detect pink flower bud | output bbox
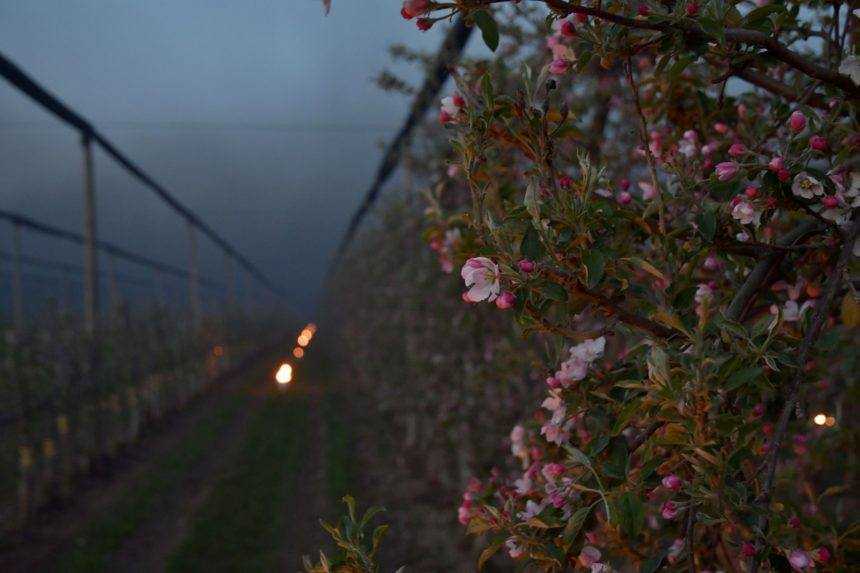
[752,403,765,417]
[546,376,562,389]
[560,20,576,37]
[768,156,785,172]
[495,291,516,310]
[617,191,632,205]
[685,2,700,16]
[777,168,791,182]
[715,161,739,181]
[558,175,574,188]
[741,542,757,557]
[821,195,839,208]
[728,143,747,157]
[662,474,682,491]
[549,58,570,75]
[416,18,433,31]
[574,12,588,24]
[744,185,759,199]
[400,0,429,19]
[714,122,729,134]
[703,254,720,271]
[619,178,630,191]
[637,3,650,16]
[789,515,801,529]
[789,110,807,133]
[452,93,465,107]
[518,259,536,273]
[661,500,679,520]
[814,547,831,564]
[809,135,828,151]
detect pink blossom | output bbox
[662,474,683,491]
[617,191,632,205]
[788,549,812,570]
[814,547,831,564]
[578,546,602,568]
[400,0,429,19]
[714,122,729,134]
[661,500,679,520]
[728,143,746,157]
[461,257,500,302]
[549,58,570,75]
[791,173,824,199]
[715,161,739,181]
[809,135,828,151]
[518,259,536,273]
[639,181,657,200]
[545,376,562,389]
[789,110,807,133]
[703,254,721,271]
[541,462,565,481]
[768,156,785,172]
[495,291,516,310]
[667,538,685,564]
[731,199,762,227]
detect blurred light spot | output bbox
[293,347,304,358]
[275,363,293,385]
[813,413,827,426]
[213,345,224,357]
[825,416,836,427]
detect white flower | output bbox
[694,283,714,305]
[570,336,606,363]
[822,206,849,226]
[518,499,545,521]
[461,257,500,302]
[791,173,824,199]
[839,55,860,86]
[732,200,762,227]
[678,139,697,158]
[736,231,750,242]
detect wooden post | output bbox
[187,222,200,328]
[81,134,99,333]
[12,222,24,332]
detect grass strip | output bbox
[166,392,308,572]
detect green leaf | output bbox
[697,205,717,242]
[542,282,568,302]
[616,492,645,539]
[563,445,593,467]
[474,10,499,52]
[583,250,605,289]
[641,552,665,573]
[562,506,591,545]
[477,539,503,570]
[521,227,545,260]
[725,366,763,392]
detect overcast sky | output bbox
[0,1,465,318]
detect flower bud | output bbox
[809,135,828,151]
[821,195,839,208]
[789,110,807,133]
[728,143,747,157]
[495,291,516,310]
[517,259,536,273]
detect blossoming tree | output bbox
[399,1,858,571]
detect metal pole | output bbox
[187,222,200,327]
[81,133,98,333]
[12,222,24,331]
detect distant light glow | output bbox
[275,363,293,385]
[213,345,224,357]
[813,413,827,426]
[825,416,836,427]
[293,347,305,358]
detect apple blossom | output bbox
[715,161,739,181]
[731,199,762,227]
[791,173,824,199]
[549,58,570,75]
[788,549,812,570]
[461,257,500,302]
[578,546,602,568]
[661,474,682,491]
[661,501,679,520]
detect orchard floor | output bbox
[0,346,353,573]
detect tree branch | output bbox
[749,215,859,572]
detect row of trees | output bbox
[318,1,857,571]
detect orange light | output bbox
[213,345,224,357]
[293,347,305,358]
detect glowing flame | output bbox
[275,363,293,385]
[293,347,305,358]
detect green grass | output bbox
[53,394,245,573]
[166,393,308,572]
[324,390,354,501]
